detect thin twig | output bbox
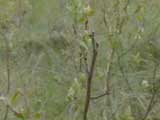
[84,56,89,75]
[106,49,114,93]
[5,39,11,94]
[83,32,98,120]
[1,32,11,120]
[90,91,110,100]
[142,63,159,120]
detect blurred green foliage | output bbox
[0,0,160,120]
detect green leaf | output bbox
[34,112,42,119]
[136,14,144,22]
[111,39,121,49]
[67,87,75,101]
[11,90,21,104]
[79,16,87,23]
[79,40,88,50]
[132,52,143,64]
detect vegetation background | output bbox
[0,0,160,120]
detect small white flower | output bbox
[0,96,6,101]
[142,80,149,87]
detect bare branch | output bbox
[83,32,98,120]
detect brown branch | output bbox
[90,49,114,100]
[84,56,89,75]
[90,91,110,100]
[89,2,115,101]
[83,32,98,120]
